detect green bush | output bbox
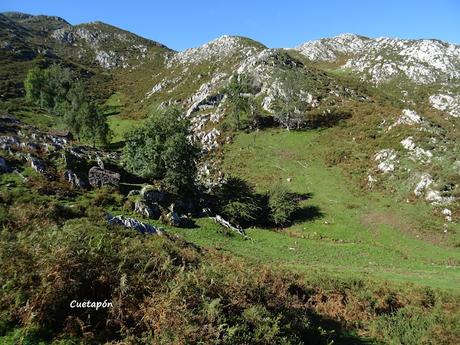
[214,176,261,226]
[268,184,299,226]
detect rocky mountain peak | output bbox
[170,35,266,65]
[296,33,460,85]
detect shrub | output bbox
[214,176,261,227]
[268,184,299,226]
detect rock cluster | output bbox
[88,166,120,188]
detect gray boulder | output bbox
[27,155,47,175]
[88,166,120,188]
[106,213,162,235]
[0,156,11,173]
[166,211,182,227]
[128,189,140,196]
[141,185,165,204]
[135,200,161,219]
[0,135,20,151]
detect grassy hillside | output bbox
[167,129,460,290]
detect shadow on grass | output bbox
[106,140,125,150]
[292,204,324,224]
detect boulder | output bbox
[88,166,120,188]
[0,135,20,151]
[165,211,181,227]
[0,156,11,173]
[141,185,165,204]
[64,170,86,189]
[135,200,161,219]
[96,156,105,169]
[106,213,162,235]
[212,214,246,236]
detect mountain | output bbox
[0,12,171,102]
[296,33,460,85]
[1,13,459,208]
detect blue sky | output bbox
[2,0,459,50]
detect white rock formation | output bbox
[375,149,397,173]
[429,94,460,117]
[400,137,432,163]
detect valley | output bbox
[1,10,459,345]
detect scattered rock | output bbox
[128,189,140,196]
[211,214,246,236]
[96,156,105,169]
[165,211,181,227]
[375,149,397,173]
[27,155,47,175]
[0,156,11,173]
[141,185,165,204]
[106,213,162,235]
[442,208,452,222]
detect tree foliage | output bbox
[272,70,307,130]
[122,107,199,194]
[24,65,110,145]
[224,74,260,130]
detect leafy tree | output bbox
[25,64,73,113]
[215,176,261,226]
[122,107,199,194]
[24,65,110,146]
[268,184,298,226]
[24,66,45,105]
[79,103,111,146]
[225,74,252,130]
[273,70,306,130]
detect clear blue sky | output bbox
[2,0,459,50]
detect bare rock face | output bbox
[88,166,120,188]
[64,170,86,189]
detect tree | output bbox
[79,103,110,146]
[273,70,306,130]
[24,65,110,146]
[24,67,45,105]
[225,74,251,130]
[25,64,73,113]
[268,184,298,226]
[122,107,199,194]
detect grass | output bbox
[14,108,63,130]
[107,114,144,144]
[169,128,460,291]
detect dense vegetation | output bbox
[25,65,110,145]
[122,106,199,194]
